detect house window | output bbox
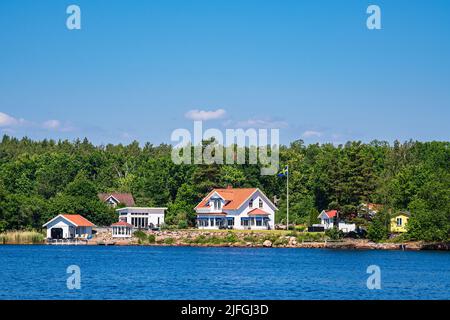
[249,199,253,208]
[213,199,222,210]
[241,219,249,226]
[256,218,262,226]
[259,199,263,208]
[397,218,402,227]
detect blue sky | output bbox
[0,0,449,145]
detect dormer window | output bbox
[210,196,222,210]
[259,199,263,208]
[249,199,253,208]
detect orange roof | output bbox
[62,214,95,227]
[248,208,270,216]
[195,188,258,210]
[325,210,338,218]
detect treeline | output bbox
[0,135,448,241]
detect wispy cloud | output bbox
[224,118,288,129]
[0,112,75,133]
[42,120,61,130]
[185,108,226,121]
[301,130,323,138]
[42,119,75,132]
[0,112,26,127]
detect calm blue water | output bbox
[0,245,449,300]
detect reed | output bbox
[0,230,46,244]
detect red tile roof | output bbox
[98,193,135,206]
[325,210,338,218]
[195,188,258,210]
[62,214,95,227]
[248,208,270,216]
[111,221,133,227]
[196,212,227,216]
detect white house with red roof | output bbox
[195,186,277,230]
[43,214,96,239]
[316,210,356,233]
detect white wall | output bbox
[45,216,75,239]
[116,207,166,228]
[45,217,93,239]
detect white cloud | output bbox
[185,109,226,121]
[0,112,24,127]
[302,130,323,138]
[0,111,75,133]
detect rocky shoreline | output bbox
[90,229,449,251]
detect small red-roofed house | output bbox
[316,210,356,233]
[111,221,133,238]
[318,210,338,229]
[194,186,277,230]
[43,214,96,239]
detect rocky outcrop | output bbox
[90,229,448,250]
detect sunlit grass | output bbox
[0,230,45,244]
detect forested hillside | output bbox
[0,135,448,241]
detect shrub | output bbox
[133,230,148,243]
[225,232,238,243]
[325,228,343,240]
[163,237,175,245]
[147,234,156,243]
[367,216,389,242]
[177,220,188,229]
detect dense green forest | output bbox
[0,135,448,241]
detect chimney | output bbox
[227,185,233,189]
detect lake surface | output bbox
[0,245,449,300]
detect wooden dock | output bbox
[46,239,89,245]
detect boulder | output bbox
[263,240,272,247]
[289,237,297,246]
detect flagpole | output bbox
[286,164,289,230]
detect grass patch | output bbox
[0,231,45,244]
[296,232,325,242]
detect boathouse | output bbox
[43,214,95,240]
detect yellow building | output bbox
[390,212,410,233]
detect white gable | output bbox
[43,215,77,228]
